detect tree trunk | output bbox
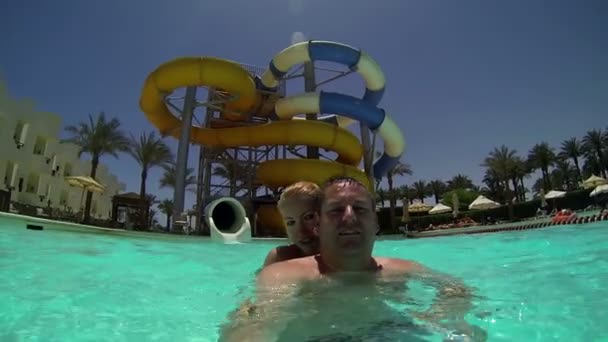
[573,157,582,181]
[165,215,171,231]
[564,172,572,190]
[140,168,148,230]
[519,177,526,201]
[387,175,396,230]
[504,180,514,220]
[84,155,99,223]
[140,169,147,200]
[434,193,440,204]
[599,149,608,178]
[511,178,519,202]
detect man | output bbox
[262,181,321,267]
[220,177,486,341]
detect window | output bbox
[13,120,28,147]
[63,162,73,177]
[25,173,40,194]
[3,161,18,189]
[33,136,47,155]
[44,183,52,199]
[59,190,68,206]
[50,155,59,175]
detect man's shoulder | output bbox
[376,257,425,273]
[257,256,318,286]
[263,245,302,267]
[275,244,303,257]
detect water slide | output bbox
[140,41,405,236]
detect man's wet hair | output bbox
[319,176,375,208]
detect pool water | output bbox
[1,219,607,341]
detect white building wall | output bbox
[0,81,125,219]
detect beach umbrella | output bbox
[590,184,608,197]
[65,176,105,217]
[452,192,460,218]
[429,203,452,215]
[582,175,608,189]
[544,190,566,199]
[468,195,500,210]
[408,201,432,213]
[65,176,105,193]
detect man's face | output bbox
[278,197,320,255]
[319,181,377,256]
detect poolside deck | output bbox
[406,210,604,238]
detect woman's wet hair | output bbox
[277,181,322,208]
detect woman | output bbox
[262,181,321,267]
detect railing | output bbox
[238,62,287,96]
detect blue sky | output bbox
[1,0,607,212]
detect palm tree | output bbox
[582,129,607,177]
[412,180,429,202]
[483,146,516,194]
[481,169,503,202]
[428,180,447,204]
[509,157,529,202]
[212,160,253,196]
[531,178,544,196]
[396,184,415,206]
[62,112,129,223]
[375,153,413,229]
[157,199,174,231]
[375,188,386,208]
[387,163,413,219]
[148,209,159,228]
[552,159,576,190]
[483,145,517,219]
[146,194,160,227]
[582,154,602,179]
[127,131,173,200]
[159,162,197,192]
[146,194,160,206]
[527,142,556,191]
[559,137,583,181]
[447,174,474,190]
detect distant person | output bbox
[221,177,486,341]
[600,203,608,217]
[261,181,321,267]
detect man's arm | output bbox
[218,262,304,342]
[408,263,487,341]
[262,248,279,267]
[412,264,473,319]
[380,258,483,340]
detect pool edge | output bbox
[0,212,287,242]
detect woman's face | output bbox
[278,197,320,255]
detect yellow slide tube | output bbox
[256,159,370,190]
[139,57,367,187]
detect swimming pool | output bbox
[1,217,607,341]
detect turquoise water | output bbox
[1,218,607,341]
